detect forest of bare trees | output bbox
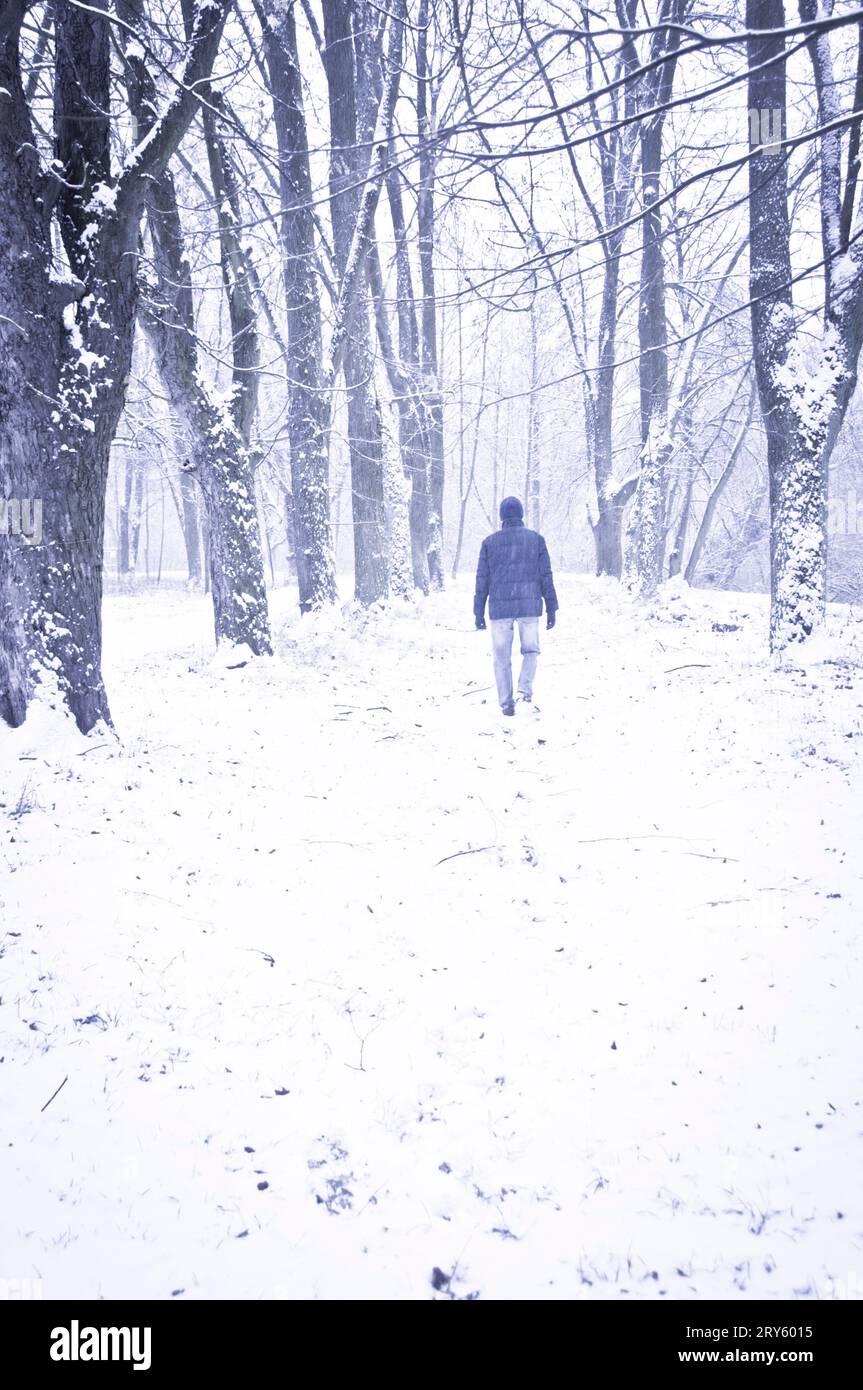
[3,0,863,731]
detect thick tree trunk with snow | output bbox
[0,0,231,730]
[261,3,337,612]
[748,0,823,647]
[748,0,863,649]
[1,1,135,730]
[402,400,433,592]
[123,10,270,656]
[141,168,271,655]
[382,418,414,599]
[323,0,388,606]
[592,481,638,578]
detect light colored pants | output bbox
[490,616,540,708]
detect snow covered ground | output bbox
[1,576,862,1301]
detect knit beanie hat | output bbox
[499,496,524,522]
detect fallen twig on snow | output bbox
[448,686,494,698]
[665,664,712,673]
[684,851,740,862]
[435,845,496,866]
[575,833,711,845]
[246,948,275,967]
[40,1076,68,1114]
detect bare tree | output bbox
[1,0,232,729]
[417,0,445,588]
[321,0,390,604]
[623,0,690,597]
[748,0,863,648]
[260,0,337,611]
[125,11,271,655]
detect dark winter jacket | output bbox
[474,519,559,622]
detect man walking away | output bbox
[474,496,559,716]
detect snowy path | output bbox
[2,577,862,1300]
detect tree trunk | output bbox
[451,294,493,575]
[666,402,695,579]
[624,108,675,595]
[118,455,133,579]
[685,386,755,585]
[749,0,825,646]
[623,1,688,595]
[120,11,270,653]
[417,1,445,588]
[590,248,631,577]
[260,1,337,610]
[1,1,134,730]
[129,458,144,573]
[381,159,431,592]
[524,294,541,530]
[202,103,259,450]
[180,466,202,585]
[322,0,388,605]
[1,0,232,730]
[591,479,638,577]
[748,0,863,648]
[367,243,430,593]
[140,161,270,655]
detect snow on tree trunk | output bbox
[1,0,232,730]
[591,480,638,578]
[142,166,271,657]
[261,3,337,612]
[582,14,640,580]
[367,230,432,595]
[748,0,819,648]
[194,433,271,656]
[379,154,431,593]
[322,0,393,606]
[417,4,445,590]
[748,0,863,650]
[382,410,414,600]
[624,435,674,596]
[2,3,134,730]
[623,3,688,595]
